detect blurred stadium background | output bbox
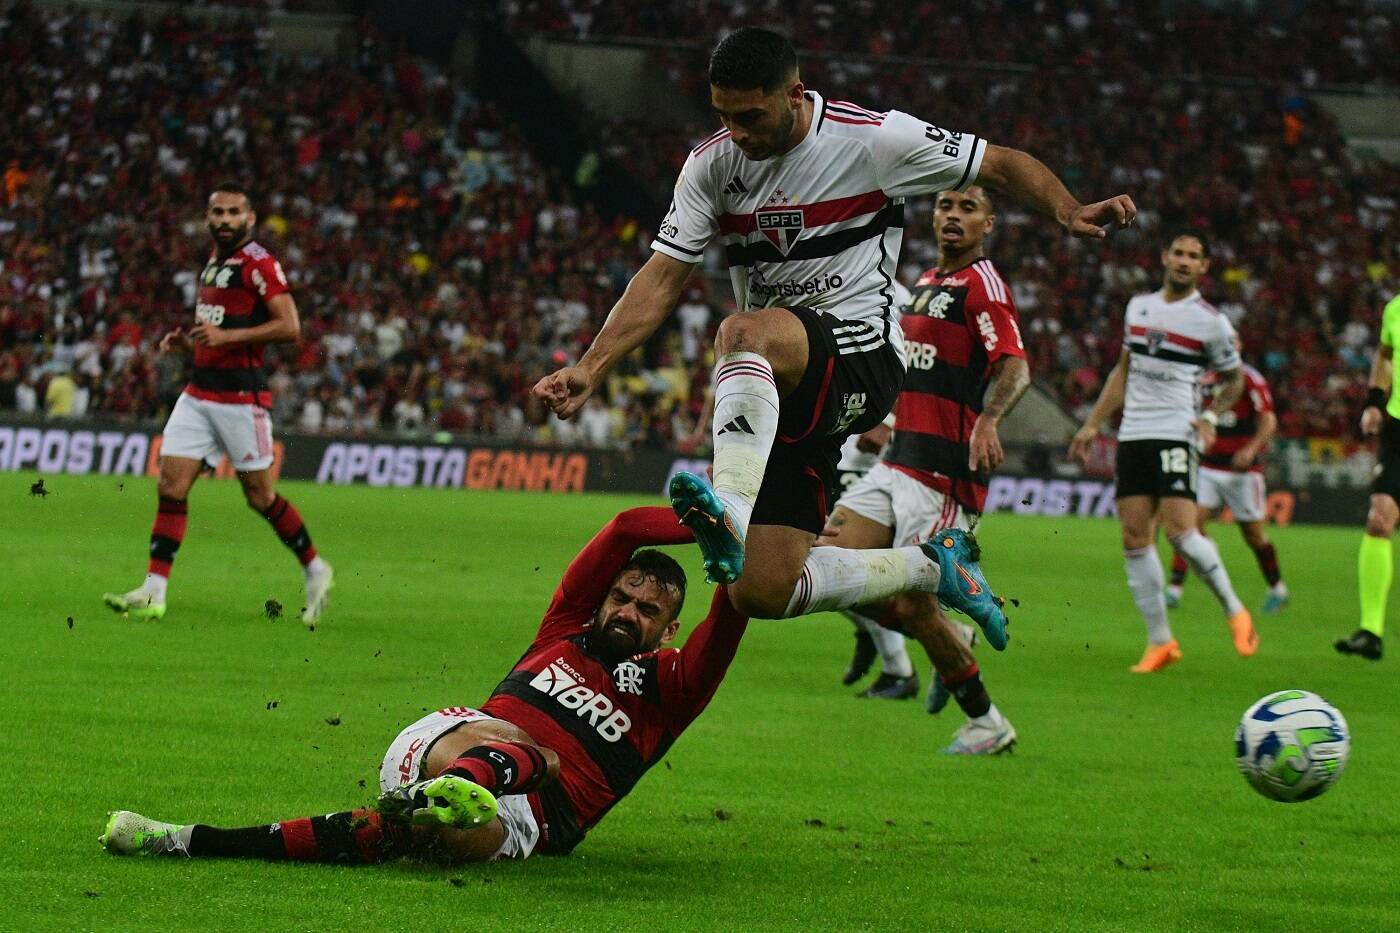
[0,0,1396,521]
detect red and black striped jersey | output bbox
[480,508,747,854]
[188,241,289,407]
[885,258,1025,513]
[1202,363,1273,473]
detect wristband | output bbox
[1201,410,1219,427]
[1366,388,1386,411]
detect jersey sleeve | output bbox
[651,153,718,264]
[243,252,290,301]
[966,267,1026,363]
[872,110,985,198]
[1246,369,1274,415]
[656,586,748,732]
[535,508,696,643]
[1206,318,1242,372]
[1382,294,1400,348]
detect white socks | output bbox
[1124,546,1172,645]
[846,610,914,677]
[784,546,941,618]
[711,352,780,539]
[305,555,329,579]
[1171,530,1245,617]
[144,572,169,603]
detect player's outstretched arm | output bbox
[976,145,1136,239]
[1070,350,1129,464]
[660,586,749,730]
[547,507,697,622]
[532,253,694,420]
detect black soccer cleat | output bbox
[858,672,919,700]
[1334,629,1383,661]
[843,628,877,685]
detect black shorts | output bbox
[1373,416,1400,501]
[1115,438,1198,501]
[750,305,905,534]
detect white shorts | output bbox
[1198,467,1267,523]
[379,707,541,861]
[834,462,978,547]
[160,392,274,471]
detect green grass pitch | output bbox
[2,471,1396,931]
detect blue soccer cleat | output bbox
[670,471,745,584]
[920,530,1009,651]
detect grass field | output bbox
[2,470,1396,932]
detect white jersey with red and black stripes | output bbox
[1119,289,1241,444]
[652,92,985,359]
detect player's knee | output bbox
[715,313,766,356]
[243,486,276,513]
[730,577,793,619]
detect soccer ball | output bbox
[1235,690,1349,802]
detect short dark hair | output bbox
[210,182,253,208]
[708,27,798,92]
[1165,228,1210,258]
[621,549,687,618]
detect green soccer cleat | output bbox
[920,530,1008,651]
[102,587,166,621]
[669,471,745,585]
[377,775,498,829]
[100,811,189,856]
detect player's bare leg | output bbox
[1238,519,1287,613]
[1161,496,1255,656]
[103,455,203,620]
[1164,502,1211,608]
[237,468,333,626]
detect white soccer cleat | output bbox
[100,811,190,857]
[102,587,166,621]
[940,717,1017,756]
[302,560,334,626]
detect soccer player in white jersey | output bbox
[1071,231,1257,672]
[536,28,1135,634]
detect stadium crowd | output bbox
[0,1,1397,451]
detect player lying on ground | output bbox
[100,509,999,863]
[825,187,1029,755]
[102,507,746,863]
[1070,230,1256,672]
[535,28,1131,640]
[1338,290,1400,661]
[1165,349,1288,614]
[103,183,333,625]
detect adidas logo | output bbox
[717,415,756,436]
[724,176,748,196]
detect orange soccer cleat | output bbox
[1130,639,1182,673]
[1229,609,1259,657]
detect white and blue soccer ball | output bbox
[1235,690,1349,803]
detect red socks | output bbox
[258,494,317,565]
[445,742,549,795]
[148,496,188,577]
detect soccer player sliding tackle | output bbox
[823,187,1028,754]
[103,183,332,625]
[534,28,1135,640]
[103,508,743,863]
